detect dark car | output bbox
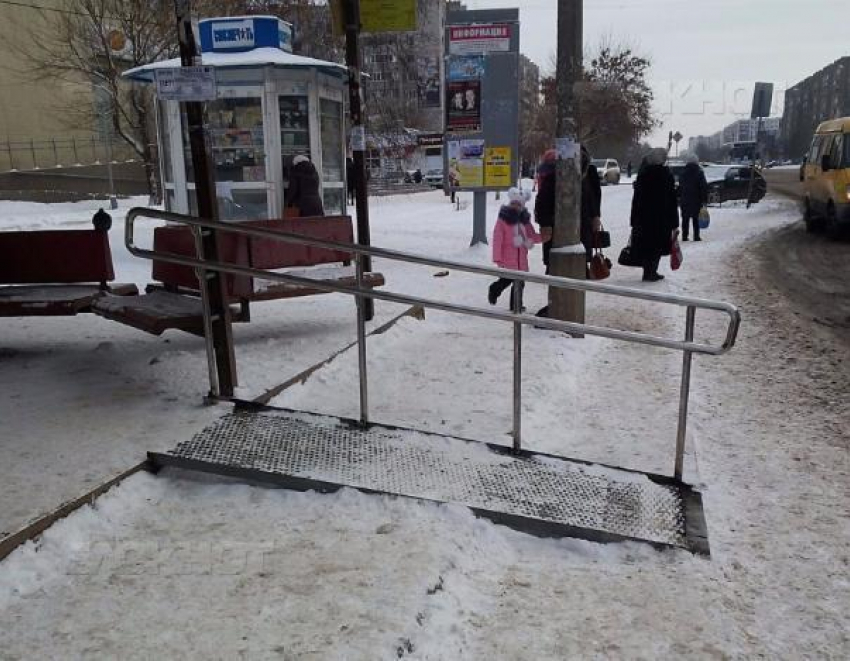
[703,165,767,204]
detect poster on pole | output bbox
[446,80,481,133]
[484,147,512,187]
[448,139,484,188]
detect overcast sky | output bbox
[462,0,847,145]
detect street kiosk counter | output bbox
[124,15,349,220]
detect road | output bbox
[759,168,850,341]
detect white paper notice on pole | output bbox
[556,137,579,161]
[155,67,217,102]
[350,126,366,152]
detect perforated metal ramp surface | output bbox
[150,409,709,554]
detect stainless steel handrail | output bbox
[126,207,741,480]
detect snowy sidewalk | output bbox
[2,189,848,657]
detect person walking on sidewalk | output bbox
[489,188,541,308]
[678,154,708,241]
[630,148,679,282]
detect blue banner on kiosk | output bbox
[199,16,293,54]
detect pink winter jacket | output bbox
[492,209,542,272]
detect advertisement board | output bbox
[448,139,484,188]
[447,56,485,82]
[448,24,511,55]
[484,147,512,187]
[362,0,417,33]
[444,9,519,192]
[446,80,481,133]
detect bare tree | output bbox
[243,0,344,61]
[8,0,230,201]
[533,41,659,163]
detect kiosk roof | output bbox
[124,48,347,82]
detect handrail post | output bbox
[355,251,369,426]
[675,305,696,480]
[191,226,220,399]
[512,280,524,452]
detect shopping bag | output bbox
[698,206,711,230]
[670,231,683,270]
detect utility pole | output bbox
[174,0,237,397]
[547,0,585,326]
[343,0,374,321]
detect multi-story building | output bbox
[688,132,724,154]
[721,117,781,144]
[518,54,541,170]
[782,57,850,159]
[361,0,445,135]
[0,0,101,171]
[689,116,781,161]
[360,0,446,178]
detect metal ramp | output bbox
[149,408,709,555]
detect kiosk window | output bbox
[279,96,311,186]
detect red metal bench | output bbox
[90,216,384,335]
[0,228,137,316]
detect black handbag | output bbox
[595,229,611,249]
[618,231,642,268]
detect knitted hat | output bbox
[507,187,531,206]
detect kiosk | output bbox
[125,15,349,220]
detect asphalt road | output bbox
[759,168,850,342]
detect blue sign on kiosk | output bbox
[199,15,293,54]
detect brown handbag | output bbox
[589,247,611,280]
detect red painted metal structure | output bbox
[0,228,137,316]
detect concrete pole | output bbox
[547,0,586,326]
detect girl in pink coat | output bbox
[488,188,541,308]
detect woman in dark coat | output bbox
[534,147,603,269]
[287,155,325,217]
[678,155,708,241]
[534,149,557,271]
[580,146,603,261]
[630,148,679,281]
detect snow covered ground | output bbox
[1,187,848,658]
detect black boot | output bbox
[488,283,499,305]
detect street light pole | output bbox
[547,0,585,326]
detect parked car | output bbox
[702,165,767,205]
[801,116,850,237]
[403,169,423,184]
[423,168,444,187]
[591,158,621,185]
